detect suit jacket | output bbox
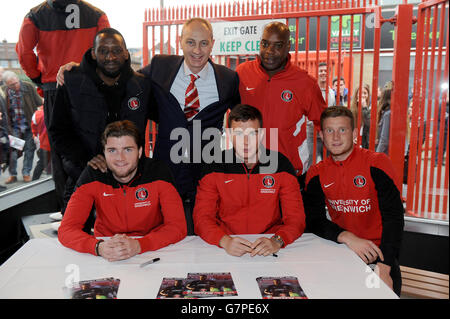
[140,55,240,198]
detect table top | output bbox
[0,233,398,299]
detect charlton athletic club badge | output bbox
[353,175,366,188]
[128,97,140,110]
[281,90,293,102]
[262,175,275,188]
[135,187,148,201]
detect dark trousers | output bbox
[44,89,67,212]
[32,148,51,180]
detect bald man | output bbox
[139,18,240,235]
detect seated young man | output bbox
[302,106,404,296]
[58,120,187,261]
[193,104,305,257]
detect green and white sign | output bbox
[212,19,284,55]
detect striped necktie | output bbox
[184,74,200,120]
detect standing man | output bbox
[0,71,42,184]
[193,104,305,257]
[16,0,110,208]
[58,120,186,260]
[303,106,404,296]
[49,28,154,213]
[317,62,336,106]
[307,62,336,165]
[0,67,5,86]
[332,77,348,106]
[140,18,240,235]
[236,22,326,184]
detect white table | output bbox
[0,233,398,299]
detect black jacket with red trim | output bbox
[193,148,305,247]
[58,157,187,255]
[16,0,110,85]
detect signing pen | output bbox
[140,257,160,268]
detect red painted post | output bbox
[369,6,381,151]
[389,4,414,190]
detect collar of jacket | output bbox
[156,56,229,102]
[328,146,359,167]
[221,146,276,174]
[47,0,80,11]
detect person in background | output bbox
[31,104,51,180]
[376,81,393,155]
[0,71,42,184]
[16,0,110,210]
[193,104,305,257]
[0,88,8,191]
[307,62,336,165]
[0,67,5,86]
[332,77,348,106]
[350,84,371,149]
[58,120,186,260]
[317,62,336,107]
[303,106,404,296]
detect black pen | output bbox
[140,257,160,268]
[272,253,278,257]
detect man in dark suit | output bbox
[140,18,240,235]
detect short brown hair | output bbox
[101,120,141,149]
[320,106,355,130]
[227,104,263,128]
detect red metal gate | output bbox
[406,0,449,220]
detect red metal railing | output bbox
[406,0,449,220]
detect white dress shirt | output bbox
[170,61,219,119]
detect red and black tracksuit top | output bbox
[303,147,404,267]
[58,157,187,255]
[16,0,110,85]
[193,149,306,247]
[236,55,326,175]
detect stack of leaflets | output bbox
[63,277,121,299]
[156,272,238,299]
[256,276,308,299]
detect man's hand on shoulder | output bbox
[337,231,384,264]
[88,154,107,173]
[56,61,79,87]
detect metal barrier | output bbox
[142,0,448,220]
[406,0,449,220]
